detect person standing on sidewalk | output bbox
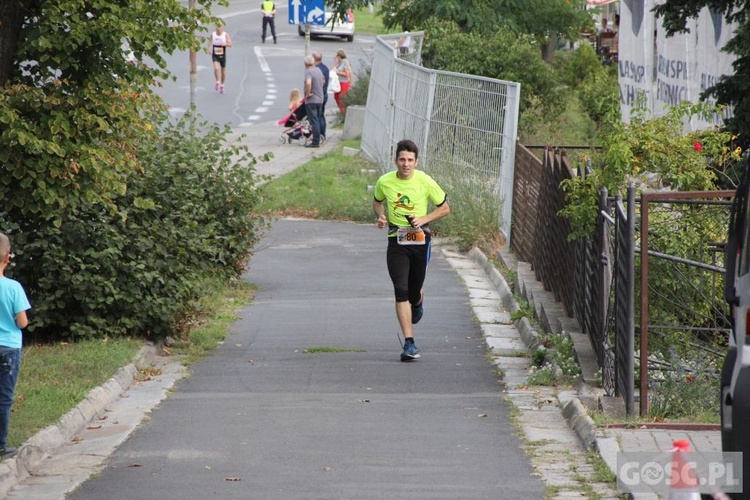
[373,140,450,361]
[303,55,324,148]
[0,233,30,459]
[312,51,329,143]
[261,1,277,44]
[208,24,232,94]
[333,49,353,114]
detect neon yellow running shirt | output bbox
[374,170,447,232]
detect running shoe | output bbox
[411,303,423,324]
[400,340,421,362]
[220,84,225,94]
[215,82,220,91]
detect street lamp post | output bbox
[189,0,197,111]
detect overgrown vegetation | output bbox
[0,1,270,341]
[528,332,581,386]
[560,102,742,238]
[421,19,565,122]
[10,113,267,341]
[645,350,721,423]
[554,43,620,129]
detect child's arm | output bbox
[15,311,27,329]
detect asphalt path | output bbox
[69,219,546,499]
[157,0,374,128]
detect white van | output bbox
[298,9,354,42]
[721,158,750,497]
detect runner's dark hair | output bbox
[395,139,419,160]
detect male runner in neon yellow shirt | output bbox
[373,139,451,361]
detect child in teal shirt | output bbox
[0,233,30,458]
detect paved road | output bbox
[69,219,546,499]
[158,0,373,128]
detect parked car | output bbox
[721,156,750,498]
[298,9,354,42]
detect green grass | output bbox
[352,5,396,35]
[258,138,508,254]
[258,139,380,222]
[168,278,257,364]
[12,337,142,447]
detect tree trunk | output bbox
[541,33,558,65]
[0,0,34,86]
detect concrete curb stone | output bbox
[0,343,160,498]
[562,398,599,451]
[444,244,623,498]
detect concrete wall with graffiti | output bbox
[618,0,735,130]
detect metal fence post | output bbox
[625,185,635,416]
[597,188,609,367]
[421,70,436,167]
[639,194,650,416]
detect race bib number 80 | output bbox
[397,227,426,245]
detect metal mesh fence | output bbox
[639,192,735,418]
[361,33,521,243]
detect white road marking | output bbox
[254,46,271,73]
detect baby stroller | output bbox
[277,100,312,145]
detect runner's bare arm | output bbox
[410,201,450,229]
[373,200,387,229]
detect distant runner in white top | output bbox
[207,24,232,94]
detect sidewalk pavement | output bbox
[494,249,724,499]
[1,116,345,499]
[226,107,345,183]
[0,116,724,499]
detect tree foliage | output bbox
[8,114,267,340]
[0,0,221,223]
[420,20,565,119]
[0,0,271,340]
[555,44,621,127]
[2,0,215,88]
[560,102,742,237]
[653,0,750,138]
[376,0,593,41]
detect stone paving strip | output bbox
[440,245,625,499]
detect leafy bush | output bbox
[555,43,602,89]
[560,102,741,237]
[555,44,620,127]
[421,19,564,121]
[549,332,580,378]
[646,349,720,422]
[8,114,267,340]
